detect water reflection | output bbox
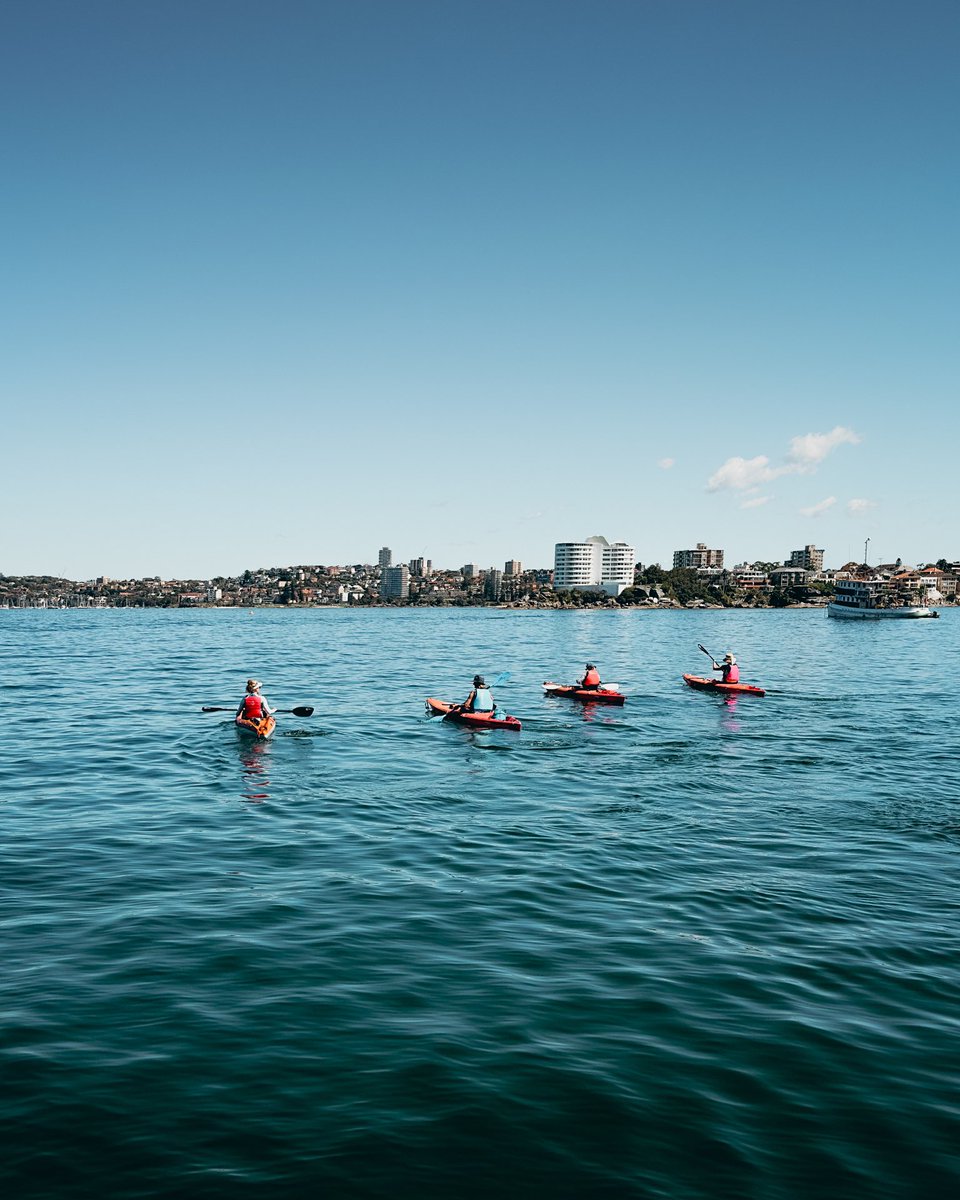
[720,694,741,733]
[237,739,271,802]
[577,701,623,725]
[542,696,621,725]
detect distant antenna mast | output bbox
[864,537,870,565]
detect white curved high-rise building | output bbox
[554,536,635,596]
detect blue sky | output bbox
[3,0,957,578]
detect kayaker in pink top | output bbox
[712,653,740,684]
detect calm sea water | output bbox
[2,607,958,1199]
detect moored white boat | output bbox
[827,577,938,619]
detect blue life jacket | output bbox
[473,687,494,712]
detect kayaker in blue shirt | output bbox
[461,675,496,713]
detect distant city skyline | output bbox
[7,532,951,588]
[5,3,958,579]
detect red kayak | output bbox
[682,674,765,697]
[543,682,625,706]
[426,698,522,730]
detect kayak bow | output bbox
[682,674,765,697]
[425,698,522,730]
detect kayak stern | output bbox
[235,714,277,739]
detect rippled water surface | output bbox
[2,607,959,1198]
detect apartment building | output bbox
[787,545,824,574]
[554,536,636,596]
[673,542,724,570]
[380,565,409,599]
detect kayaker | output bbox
[237,679,276,722]
[712,654,740,684]
[461,674,496,714]
[579,663,601,690]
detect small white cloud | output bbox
[658,457,675,470]
[800,496,837,518]
[847,498,876,515]
[707,455,776,492]
[740,495,771,509]
[786,426,861,471]
[707,427,862,492]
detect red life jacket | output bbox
[723,663,740,683]
[583,668,601,688]
[243,694,264,719]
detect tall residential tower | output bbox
[380,565,409,599]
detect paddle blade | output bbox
[290,706,314,717]
[202,706,233,712]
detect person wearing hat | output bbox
[712,653,740,684]
[579,663,602,690]
[461,674,496,714]
[237,678,276,723]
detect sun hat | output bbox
[723,654,736,663]
[474,675,485,687]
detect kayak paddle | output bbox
[697,643,719,668]
[202,705,315,717]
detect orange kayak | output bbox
[543,682,625,705]
[682,674,765,697]
[426,698,522,730]
[235,714,277,739]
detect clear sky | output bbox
[3,0,957,579]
